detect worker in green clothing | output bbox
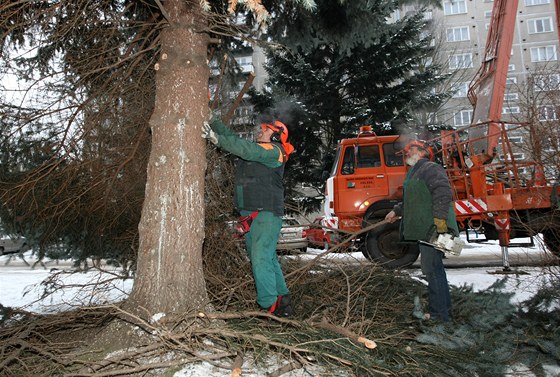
[202,117,295,317]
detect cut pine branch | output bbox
[312,319,377,350]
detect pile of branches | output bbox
[0,260,455,376]
[3,248,560,377]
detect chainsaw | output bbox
[419,232,465,256]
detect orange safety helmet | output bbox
[260,120,289,144]
[403,140,434,160]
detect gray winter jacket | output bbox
[393,158,458,241]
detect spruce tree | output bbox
[258,0,447,208]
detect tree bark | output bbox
[127,0,210,315]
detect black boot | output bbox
[268,294,293,317]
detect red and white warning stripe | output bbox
[321,217,338,230]
[454,198,488,215]
[494,218,510,231]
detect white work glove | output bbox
[385,210,398,223]
[201,121,218,145]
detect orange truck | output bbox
[321,0,560,269]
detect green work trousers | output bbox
[242,210,289,309]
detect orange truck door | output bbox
[334,144,389,216]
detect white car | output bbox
[226,216,308,253]
[0,237,29,256]
[276,217,308,253]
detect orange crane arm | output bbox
[467,0,519,160]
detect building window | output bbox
[539,105,559,120]
[452,82,470,98]
[444,0,467,15]
[534,73,560,91]
[484,10,493,18]
[454,110,472,126]
[446,26,470,42]
[425,112,438,124]
[508,64,515,71]
[420,31,435,47]
[502,106,520,114]
[504,93,519,101]
[449,53,473,69]
[235,56,253,73]
[543,138,557,152]
[506,77,517,84]
[505,123,523,130]
[499,136,523,143]
[530,46,557,62]
[525,0,550,5]
[527,18,553,34]
[500,153,525,161]
[235,106,252,117]
[423,10,433,20]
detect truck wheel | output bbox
[362,220,420,268]
[543,229,560,257]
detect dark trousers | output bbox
[419,242,452,321]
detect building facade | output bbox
[433,0,558,128]
[394,0,559,176]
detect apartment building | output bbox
[394,0,559,175]
[433,0,559,129]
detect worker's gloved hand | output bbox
[385,210,398,223]
[201,122,218,145]
[434,218,448,233]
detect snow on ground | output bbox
[0,236,559,376]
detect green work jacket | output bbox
[211,119,287,217]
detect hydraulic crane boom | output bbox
[438,0,560,262]
[468,0,560,163]
[467,0,518,162]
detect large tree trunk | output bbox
[127,0,210,315]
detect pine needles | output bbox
[2,231,560,377]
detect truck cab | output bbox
[322,126,420,267]
[324,126,407,232]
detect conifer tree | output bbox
[0,0,317,323]
[259,0,447,202]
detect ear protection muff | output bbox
[270,126,284,143]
